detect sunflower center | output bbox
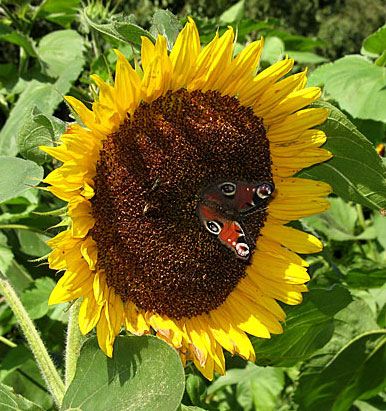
[91,89,272,319]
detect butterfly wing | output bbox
[198,204,251,261]
[201,180,275,215]
[234,182,275,214]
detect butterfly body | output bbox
[197,181,274,261]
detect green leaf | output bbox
[38,30,85,90]
[303,198,376,241]
[362,25,386,57]
[20,277,55,319]
[61,335,185,411]
[219,0,245,24]
[0,157,43,204]
[39,0,80,28]
[0,345,31,381]
[375,50,386,67]
[84,8,155,45]
[265,30,328,52]
[287,50,328,64]
[344,262,386,289]
[261,37,284,64]
[251,286,352,367]
[0,63,18,92]
[1,259,33,294]
[149,10,182,50]
[295,331,386,411]
[0,30,84,156]
[0,233,13,274]
[0,23,37,57]
[373,212,386,250]
[18,105,66,165]
[1,351,54,409]
[0,81,59,156]
[0,382,44,410]
[308,56,386,122]
[250,367,285,411]
[208,363,284,411]
[297,101,386,211]
[185,374,207,406]
[17,231,51,256]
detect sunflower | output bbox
[41,18,332,380]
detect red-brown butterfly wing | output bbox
[198,204,250,261]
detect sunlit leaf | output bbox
[20,277,55,319]
[308,56,386,122]
[0,157,43,204]
[261,36,284,64]
[61,336,185,411]
[149,10,182,50]
[0,233,13,275]
[362,25,386,57]
[84,8,155,45]
[208,363,284,411]
[298,101,386,210]
[39,0,80,28]
[219,0,245,24]
[287,50,328,64]
[0,31,84,156]
[18,105,66,165]
[304,198,376,241]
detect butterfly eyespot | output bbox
[257,183,274,199]
[205,220,222,235]
[220,182,236,196]
[236,243,250,258]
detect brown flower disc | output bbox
[90,89,272,319]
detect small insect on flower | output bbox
[41,18,332,379]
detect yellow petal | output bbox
[78,289,103,334]
[264,87,322,125]
[261,221,323,254]
[67,196,95,238]
[267,108,329,143]
[254,70,308,118]
[170,17,201,91]
[220,39,264,96]
[269,197,331,220]
[238,57,294,107]
[114,49,141,115]
[124,301,151,336]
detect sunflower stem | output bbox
[0,270,65,407]
[64,298,84,388]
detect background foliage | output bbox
[0,1,385,410]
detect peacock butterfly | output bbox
[197,181,275,261]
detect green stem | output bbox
[356,204,377,261]
[65,298,84,388]
[0,335,17,348]
[31,0,48,24]
[91,29,101,59]
[0,270,65,407]
[0,224,52,236]
[18,46,29,76]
